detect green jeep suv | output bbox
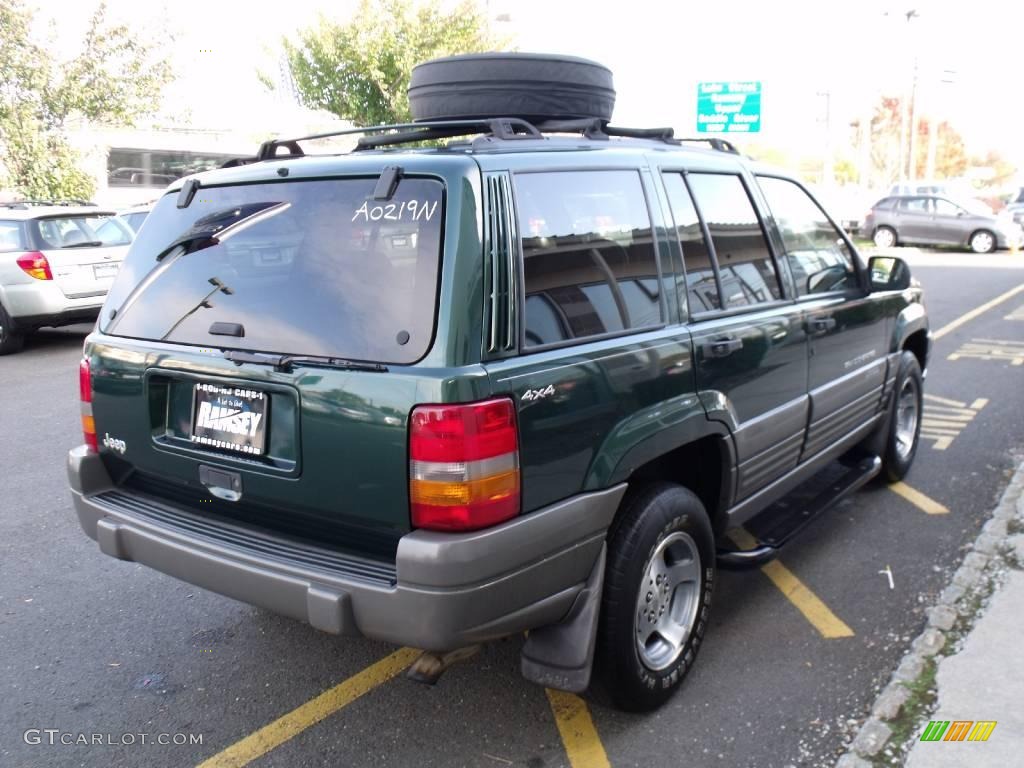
[67,55,929,712]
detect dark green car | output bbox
[68,116,929,712]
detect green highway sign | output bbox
[696,81,761,133]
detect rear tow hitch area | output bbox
[717,452,882,570]
[406,645,481,685]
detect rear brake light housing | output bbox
[16,251,53,281]
[79,358,98,452]
[409,398,520,531]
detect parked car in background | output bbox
[864,194,1023,253]
[1005,187,1024,229]
[117,202,154,234]
[0,202,132,353]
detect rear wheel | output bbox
[595,483,714,712]
[969,230,996,254]
[881,351,923,482]
[873,226,897,248]
[0,304,25,355]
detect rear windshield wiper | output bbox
[223,350,388,373]
[63,240,104,248]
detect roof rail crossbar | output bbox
[605,125,679,143]
[251,119,543,159]
[678,137,740,154]
[355,118,542,150]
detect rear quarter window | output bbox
[0,221,27,252]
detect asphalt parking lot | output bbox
[3,249,1023,768]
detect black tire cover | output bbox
[408,52,615,123]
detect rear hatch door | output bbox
[89,173,447,556]
[32,213,132,298]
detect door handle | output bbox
[807,316,836,334]
[702,336,744,358]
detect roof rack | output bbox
[229,118,741,166]
[0,199,98,209]
[677,137,740,154]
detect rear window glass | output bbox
[516,170,661,348]
[32,215,133,248]
[101,177,444,365]
[0,221,27,252]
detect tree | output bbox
[865,96,967,187]
[0,0,173,199]
[270,0,500,126]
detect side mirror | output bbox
[868,256,911,292]
[807,265,849,293]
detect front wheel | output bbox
[873,226,897,248]
[881,351,923,482]
[969,230,996,254]
[595,483,714,712]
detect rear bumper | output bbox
[2,281,103,327]
[67,447,625,651]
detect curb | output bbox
[836,460,1024,767]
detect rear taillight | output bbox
[80,358,98,452]
[409,398,520,531]
[16,251,52,281]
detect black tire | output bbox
[0,303,25,355]
[595,483,714,712]
[969,229,996,254]
[408,53,615,123]
[881,351,923,482]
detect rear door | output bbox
[756,176,888,460]
[664,171,809,502]
[31,213,132,298]
[893,197,932,243]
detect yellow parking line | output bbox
[195,647,420,768]
[546,689,611,768]
[889,482,949,515]
[728,529,854,639]
[932,282,1024,340]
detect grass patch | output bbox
[874,658,938,766]
[1007,516,1023,536]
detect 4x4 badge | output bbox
[521,384,556,402]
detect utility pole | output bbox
[818,90,833,187]
[924,69,955,180]
[907,57,920,181]
[894,8,919,184]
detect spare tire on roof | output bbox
[408,53,615,124]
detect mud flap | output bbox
[520,543,606,693]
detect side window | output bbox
[899,197,928,213]
[933,198,960,217]
[0,221,26,253]
[686,173,782,308]
[757,176,859,296]
[662,173,720,312]
[516,170,661,348]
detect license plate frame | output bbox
[190,382,268,456]
[93,263,119,280]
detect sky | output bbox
[29,0,1024,171]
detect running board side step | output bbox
[716,453,882,571]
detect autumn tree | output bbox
[268,0,500,126]
[0,0,173,200]
[865,96,967,187]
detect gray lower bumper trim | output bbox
[67,446,627,651]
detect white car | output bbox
[0,203,133,354]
